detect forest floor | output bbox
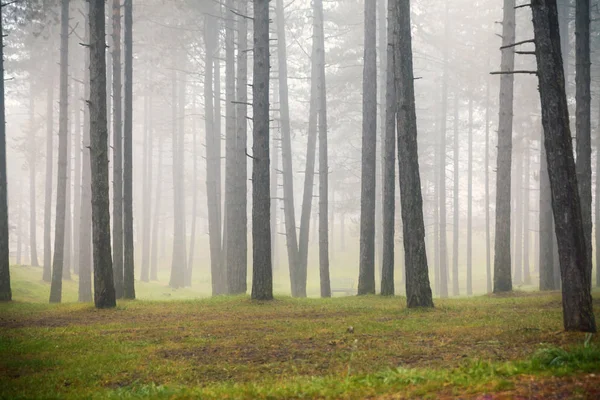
[0,265,599,399]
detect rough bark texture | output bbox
[493,0,515,293]
[89,0,116,309]
[43,77,54,283]
[251,0,273,301]
[452,94,459,296]
[315,0,331,298]
[539,128,556,290]
[111,0,124,298]
[531,0,596,332]
[395,0,433,308]
[596,97,600,287]
[575,0,592,284]
[123,0,135,299]
[0,6,11,302]
[275,0,301,297]
[381,0,397,297]
[49,0,70,303]
[358,0,377,295]
[467,96,473,295]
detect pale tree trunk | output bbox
[531,0,595,332]
[123,0,135,299]
[375,0,386,280]
[150,134,162,281]
[485,78,492,293]
[63,101,71,280]
[49,0,70,303]
[72,76,81,275]
[358,0,377,295]
[43,77,54,282]
[467,96,473,295]
[452,93,459,296]
[596,96,600,287]
[0,5,11,302]
[395,0,433,308]
[523,135,531,284]
[575,0,592,285]
[493,0,515,293]
[28,83,39,267]
[514,143,523,285]
[314,0,330,298]
[111,0,123,298]
[89,0,116,309]
[187,88,196,284]
[251,0,273,301]
[270,81,278,272]
[381,0,397,297]
[141,87,152,282]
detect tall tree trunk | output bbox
[89,0,116,309]
[375,0,386,281]
[28,84,39,267]
[141,87,152,282]
[467,96,473,295]
[452,93,459,296]
[314,0,331,298]
[63,104,71,280]
[514,143,523,285]
[0,5,10,302]
[150,135,162,282]
[111,0,124,298]
[539,134,556,290]
[17,187,22,265]
[523,135,531,284]
[396,0,433,308]
[531,0,596,332]
[43,77,54,282]
[49,0,70,303]
[493,0,516,293]
[575,0,592,284]
[596,96,600,288]
[485,77,492,293]
[251,0,273,301]
[381,0,397,297]
[72,76,81,275]
[358,0,377,295]
[187,88,196,285]
[275,0,301,296]
[123,0,135,299]
[79,3,93,302]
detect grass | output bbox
[0,265,599,399]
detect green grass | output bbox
[1,265,599,399]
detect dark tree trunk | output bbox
[49,0,70,303]
[251,0,273,301]
[28,84,39,267]
[575,0,592,284]
[123,0,135,299]
[381,0,397,297]
[275,0,301,296]
[452,94,459,296]
[531,0,596,332]
[358,0,377,295]
[89,0,116,309]
[43,76,54,283]
[395,0,433,308]
[0,5,11,302]
[315,0,331,298]
[539,128,556,290]
[467,96,473,295]
[111,0,124,298]
[493,0,516,293]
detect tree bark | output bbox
[493,0,516,293]
[452,93,459,296]
[467,96,473,295]
[514,142,523,284]
[523,135,531,284]
[539,126,556,290]
[89,0,116,309]
[141,86,152,282]
[381,0,397,297]
[28,83,39,267]
[150,134,162,282]
[531,0,596,332]
[596,96,600,288]
[251,0,273,301]
[395,0,433,308]
[72,74,82,275]
[358,0,377,295]
[0,5,11,302]
[485,77,492,293]
[43,76,54,283]
[49,0,70,303]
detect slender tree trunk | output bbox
[17,187,22,265]
[381,0,397,297]
[187,88,196,285]
[63,106,71,280]
[79,4,93,302]
[485,77,492,294]
[358,0,377,295]
[396,0,433,308]
[531,0,596,332]
[251,0,273,301]
[539,133,556,290]
[43,77,54,282]
[0,5,11,302]
[375,0,386,281]
[49,0,70,303]
[275,0,301,296]
[89,0,116,309]
[111,0,124,298]
[28,84,39,267]
[467,96,473,295]
[523,135,531,284]
[493,0,516,293]
[596,96,600,287]
[150,134,162,282]
[452,93,459,296]
[141,87,152,282]
[575,0,592,284]
[514,143,523,285]
[72,77,81,275]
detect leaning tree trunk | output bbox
[395,0,433,308]
[575,0,592,284]
[49,0,70,303]
[0,5,11,302]
[251,0,273,301]
[111,0,124,298]
[123,0,135,299]
[89,0,116,309]
[493,0,516,293]
[358,0,377,295]
[28,83,39,267]
[531,0,596,332]
[381,0,397,297]
[43,76,54,282]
